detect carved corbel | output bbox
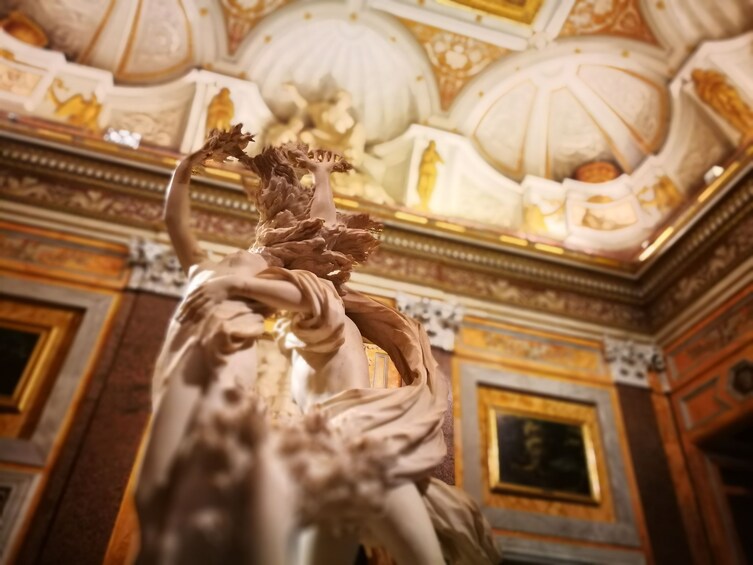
[127,238,187,298]
[395,293,463,352]
[604,337,665,389]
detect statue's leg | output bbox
[295,526,360,565]
[367,482,444,565]
[249,439,297,565]
[136,357,204,506]
[135,352,205,561]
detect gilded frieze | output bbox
[649,211,753,329]
[458,322,608,380]
[363,249,648,330]
[665,289,753,384]
[0,224,129,288]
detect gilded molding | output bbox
[640,173,753,300]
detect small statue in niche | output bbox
[135,125,500,565]
[46,78,102,132]
[692,68,753,143]
[205,87,235,136]
[416,140,443,211]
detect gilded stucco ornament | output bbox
[0,11,48,47]
[46,78,102,133]
[692,68,753,144]
[205,87,235,136]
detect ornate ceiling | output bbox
[0,0,751,267]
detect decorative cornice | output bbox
[395,293,463,351]
[1,133,751,333]
[0,135,643,299]
[640,173,753,301]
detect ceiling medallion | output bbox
[439,0,543,24]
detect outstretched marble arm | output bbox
[164,126,255,274]
[164,151,211,274]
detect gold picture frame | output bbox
[0,298,79,439]
[481,386,603,505]
[438,0,543,24]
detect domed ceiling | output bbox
[0,0,751,266]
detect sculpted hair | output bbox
[241,144,381,290]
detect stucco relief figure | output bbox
[265,83,394,205]
[692,69,753,143]
[637,176,682,214]
[136,126,499,565]
[205,87,235,136]
[46,78,102,132]
[283,83,366,165]
[524,200,564,234]
[417,140,443,211]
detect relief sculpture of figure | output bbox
[46,78,102,132]
[135,125,500,565]
[692,68,753,143]
[417,140,443,211]
[205,87,235,136]
[265,83,394,205]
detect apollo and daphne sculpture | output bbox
[134,125,500,565]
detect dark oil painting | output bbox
[495,412,593,499]
[0,326,41,397]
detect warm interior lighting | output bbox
[333,197,360,208]
[639,226,674,261]
[499,235,528,246]
[533,243,564,254]
[395,211,429,224]
[435,221,466,233]
[697,184,717,203]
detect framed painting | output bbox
[482,387,603,505]
[0,298,79,439]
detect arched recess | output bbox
[234,1,440,143]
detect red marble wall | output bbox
[17,292,177,565]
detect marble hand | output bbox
[295,148,352,174]
[177,275,243,323]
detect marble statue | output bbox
[205,87,235,136]
[135,125,500,565]
[692,68,753,142]
[417,140,443,211]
